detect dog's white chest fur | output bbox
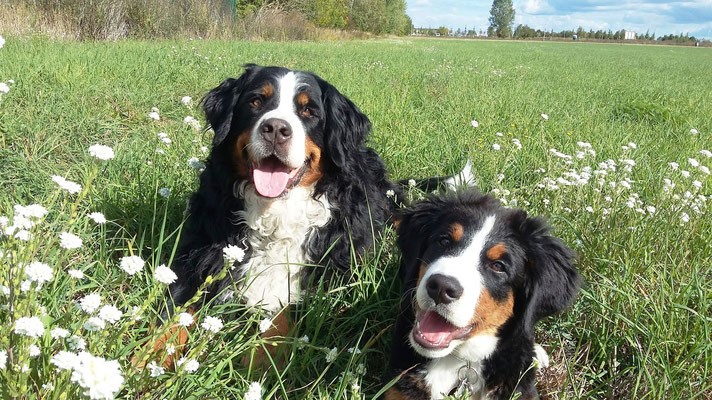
[237,185,331,312]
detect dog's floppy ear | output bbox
[316,78,371,169]
[517,213,581,334]
[395,197,445,285]
[202,64,260,146]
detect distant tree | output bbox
[488,0,515,38]
[437,26,449,36]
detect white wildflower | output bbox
[98,305,122,324]
[690,128,698,135]
[165,344,175,355]
[15,204,48,219]
[14,316,44,338]
[201,146,209,153]
[50,327,70,339]
[681,212,690,223]
[585,206,594,213]
[700,166,710,175]
[176,357,199,373]
[669,161,679,170]
[181,96,192,106]
[158,187,171,198]
[83,317,105,332]
[495,132,503,137]
[148,109,160,121]
[0,82,8,93]
[297,335,310,349]
[68,269,84,279]
[492,143,501,151]
[88,144,115,161]
[70,352,124,400]
[177,313,194,327]
[187,157,205,170]
[60,232,83,249]
[693,180,703,189]
[688,158,700,168]
[258,318,272,333]
[79,293,102,314]
[0,350,6,370]
[42,383,54,391]
[681,170,691,178]
[184,116,201,130]
[68,335,86,351]
[51,351,81,371]
[646,206,656,214]
[119,255,144,275]
[470,120,479,128]
[700,150,712,158]
[386,189,395,198]
[0,35,4,49]
[407,179,416,187]
[540,113,549,120]
[512,138,522,150]
[201,316,223,333]
[159,136,172,145]
[154,264,177,284]
[29,345,41,357]
[628,142,637,149]
[245,381,262,400]
[25,261,53,285]
[223,244,246,264]
[51,175,81,194]
[325,347,338,363]
[347,347,362,355]
[148,361,164,377]
[88,212,107,224]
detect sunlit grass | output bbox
[1,36,711,399]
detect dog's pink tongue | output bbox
[418,310,458,345]
[253,158,291,198]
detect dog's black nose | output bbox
[426,274,464,305]
[260,118,292,144]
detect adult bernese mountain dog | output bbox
[387,190,581,400]
[167,64,399,320]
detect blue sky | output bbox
[406,0,712,39]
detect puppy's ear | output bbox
[518,214,581,334]
[395,197,445,285]
[202,64,260,146]
[317,78,371,168]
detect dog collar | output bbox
[453,361,480,397]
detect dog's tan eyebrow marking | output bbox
[450,222,465,242]
[260,83,274,98]
[296,92,310,107]
[486,242,507,260]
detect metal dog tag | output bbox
[455,363,479,397]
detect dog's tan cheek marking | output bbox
[298,137,323,187]
[450,222,464,242]
[486,242,507,261]
[467,289,514,336]
[417,263,428,287]
[232,130,251,178]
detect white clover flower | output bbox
[157,132,168,140]
[14,229,31,241]
[681,212,690,223]
[51,351,81,371]
[585,206,594,213]
[29,344,41,357]
[15,204,48,219]
[68,335,86,351]
[297,335,310,349]
[14,316,44,338]
[88,144,115,161]
[688,158,700,168]
[119,255,144,275]
[51,175,82,194]
[50,327,70,339]
[98,305,122,324]
[646,206,656,214]
[700,166,710,175]
[201,146,209,154]
[184,116,202,130]
[148,110,160,121]
[386,189,395,198]
[325,347,338,362]
[347,347,362,355]
[0,82,9,93]
[158,187,171,198]
[693,180,703,189]
[159,136,172,145]
[176,357,199,373]
[25,261,53,285]
[83,317,106,332]
[43,383,55,391]
[700,150,712,158]
[223,244,246,264]
[60,231,83,250]
[148,361,165,377]
[154,264,177,284]
[258,318,272,333]
[495,132,503,137]
[181,96,192,106]
[68,269,84,279]
[245,381,262,400]
[628,142,637,149]
[619,181,632,189]
[690,128,698,135]
[669,161,679,170]
[470,120,479,128]
[681,170,691,178]
[165,344,175,355]
[88,212,107,224]
[187,157,205,170]
[177,312,194,327]
[407,179,416,187]
[512,138,522,150]
[0,350,6,370]
[540,113,549,120]
[79,293,102,314]
[70,352,124,400]
[492,143,501,151]
[201,316,223,333]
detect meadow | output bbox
[0,36,711,399]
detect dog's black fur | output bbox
[387,190,581,399]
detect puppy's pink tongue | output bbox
[418,310,458,346]
[253,158,291,198]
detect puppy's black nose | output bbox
[260,118,292,144]
[426,274,464,305]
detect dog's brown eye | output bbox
[489,261,506,273]
[251,98,262,108]
[301,107,313,118]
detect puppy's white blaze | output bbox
[251,72,307,168]
[416,215,497,328]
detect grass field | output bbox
[1,36,711,399]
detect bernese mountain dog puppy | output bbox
[167,64,399,320]
[387,190,581,400]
